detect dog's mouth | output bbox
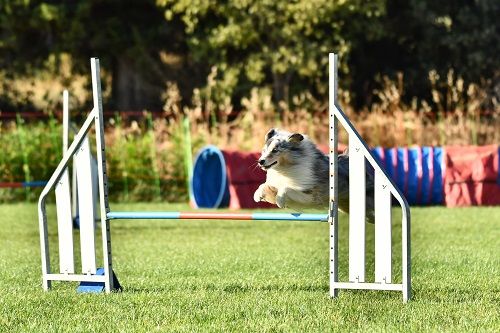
[261,161,278,170]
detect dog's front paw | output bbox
[276,194,286,208]
[253,187,264,202]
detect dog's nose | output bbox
[258,159,265,166]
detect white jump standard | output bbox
[38,54,411,301]
[329,54,411,301]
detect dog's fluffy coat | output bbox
[253,128,375,222]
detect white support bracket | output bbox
[329,53,411,303]
[38,58,118,293]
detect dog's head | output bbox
[257,128,304,170]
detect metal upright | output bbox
[38,58,116,291]
[328,53,411,302]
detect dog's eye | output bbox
[272,148,278,153]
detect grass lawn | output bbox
[0,202,499,332]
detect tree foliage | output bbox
[57,0,172,110]
[0,0,498,111]
[0,1,62,71]
[158,0,386,104]
[0,0,173,110]
[350,0,500,105]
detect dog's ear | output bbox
[287,133,304,143]
[265,128,277,142]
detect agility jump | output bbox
[38,53,411,302]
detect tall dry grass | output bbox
[164,67,499,150]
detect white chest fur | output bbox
[266,162,315,191]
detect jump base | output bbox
[77,268,122,293]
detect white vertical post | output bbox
[375,170,392,283]
[76,137,97,274]
[38,196,51,290]
[55,90,75,274]
[72,161,78,220]
[329,53,339,298]
[91,58,114,292]
[63,91,69,152]
[91,157,100,219]
[348,136,366,282]
[402,205,411,302]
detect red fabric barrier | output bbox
[222,150,274,209]
[444,145,500,206]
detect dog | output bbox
[253,128,375,223]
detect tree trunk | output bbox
[272,71,292,108]
[112,56,143,111]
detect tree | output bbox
[157,0,386,107]
[59,0,176,110]
[0,1,62,72]
[349,0,500,107]
[1,0,180,111]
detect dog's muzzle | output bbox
[259,160,277,170]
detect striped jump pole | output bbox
[107,211,328,222]
[38,54,411,302]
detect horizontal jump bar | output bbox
[45,273,107,283]
[332,282,403,291]
[107,211,328,222]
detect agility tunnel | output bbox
[191,145,273,209]
[191,145,500,208]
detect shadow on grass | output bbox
[112,223,258,233]
[117,282,494,304]
[412,286,495,303]
[123,282,329,294]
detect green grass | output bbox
[0,203,499,332]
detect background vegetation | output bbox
[0,0,499,202]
